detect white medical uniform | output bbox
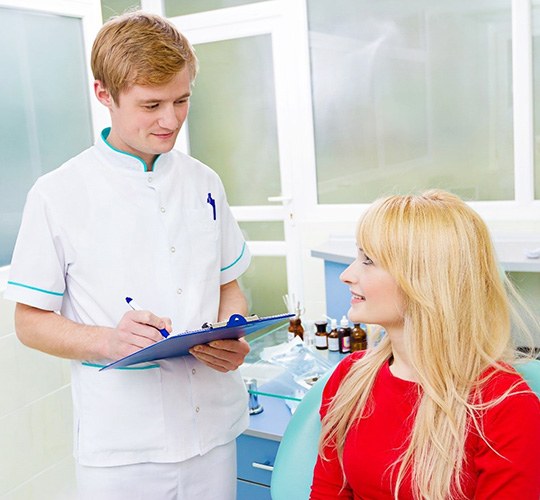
[5,129,251,472]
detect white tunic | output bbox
[4,129,251,466]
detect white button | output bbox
[160,207,166,213]
[147,176,153,183]
[192,368,196,375]
[177,288,183,295]
[195,406,200,413]
[170,247,176,253]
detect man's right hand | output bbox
[14,303,171,363]
[105,310,172,360]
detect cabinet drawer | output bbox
[237,434,280,486]
[237,479,271,500]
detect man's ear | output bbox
[94,80,114,108]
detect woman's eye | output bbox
[362,257,373,265]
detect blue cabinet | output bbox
[236,395,291,499]
[236,434,278,498]
[237,434,279,486]
[237,478,271,499]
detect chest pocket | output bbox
[184,208,220,281]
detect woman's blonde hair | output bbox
[320,189,532,499]
[91,11,198,102]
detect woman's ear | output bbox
[94,80,113,108]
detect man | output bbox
[4,11,251,499]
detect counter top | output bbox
[311,237,540,272]
[244,395,291,441]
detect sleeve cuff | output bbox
[3,281,64,311]
[220,242,251,285]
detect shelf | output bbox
[241,323,344,402]
[311,237,540,273]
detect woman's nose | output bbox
[340,262,356,284]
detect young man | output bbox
[4,12,251,499]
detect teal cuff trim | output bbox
[221,242,247,272]
[101,127,161,172]
[82,361,160,370]
[7,281,63,297]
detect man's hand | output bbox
[14,303,171,362]
[104,310,172,361]
[189,337,250,372]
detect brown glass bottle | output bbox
[314,321,328,350]
[288,317,304,341]
[350,323,367,352]
[338,316,351,353]
[327,318,339,352]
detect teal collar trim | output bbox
[100,127,162,172]
[7,281,63,297]
[220,242,246,272]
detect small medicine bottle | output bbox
[327,318,339,352]
[288,317,304,341]
[338,315,351,354]
[314,321,328,350]
[350,323,367,352]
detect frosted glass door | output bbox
[188,35,281,206]
[0,7,93,266]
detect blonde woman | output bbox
[310,190,540,499]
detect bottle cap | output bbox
[330,318,337,329]
[340,315,349,327]
[315,321,327,332]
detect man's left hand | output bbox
[189,338,250,372]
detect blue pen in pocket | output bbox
[207,193,216,220]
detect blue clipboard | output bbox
[100,312,294,371]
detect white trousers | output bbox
[76,441,236,500]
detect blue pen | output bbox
[125,297,169,338]
[207,193,216,220]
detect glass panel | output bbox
[0,8,93,266]
[507,272,540,347]
[238,221,284,241]
[165,0,266,17]
[188,36,281,206]
[101,0,141,22]
[307,0,514,203]
[533,3,540,199]
[238,256,288,318]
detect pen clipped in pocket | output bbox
[206,193,216,221]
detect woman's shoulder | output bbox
[477,362,540,413]
[330,351,367,382]
[480,362,535,393]
[321,351,368,406]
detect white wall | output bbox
[0,297,76,499]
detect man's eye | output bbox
[144,104,159,110]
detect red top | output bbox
[310,351,540,499]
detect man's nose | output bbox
[158,105,179,129]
